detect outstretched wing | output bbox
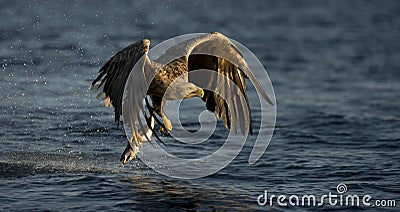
[188,54,252,134]
[155,32,273,135]
[91,39,150,125]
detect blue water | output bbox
[1,0,399,211]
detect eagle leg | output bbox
[150,96,172,136]
[120,131,142,164]
[154,101,172,136]
[120,143,138,165]
[160,116,172,136]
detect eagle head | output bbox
[164,79,204,100]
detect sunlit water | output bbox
[1,1,399,211]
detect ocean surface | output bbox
[1,0,399,211]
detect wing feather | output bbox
[121,53,167,148]
[188,55,252,134]
[91,39,150,125]
[154,32,272,134]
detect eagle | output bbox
[91,32,273,164]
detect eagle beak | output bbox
[199,89,204,98]
[184,88,204,99]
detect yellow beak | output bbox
[198,88,204,98]
[184,88,204,99]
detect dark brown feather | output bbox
[92,40,149,125]
[188,54,253,134]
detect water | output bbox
[1,0,399,211]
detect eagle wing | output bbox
[188,54,252,134]
[154,32,273,135]
[91,39,151,125]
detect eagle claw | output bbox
[120,144,139,165]
[160,126,170,136]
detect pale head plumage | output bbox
[163,77,204,100]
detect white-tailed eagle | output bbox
[91,32,273,164]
